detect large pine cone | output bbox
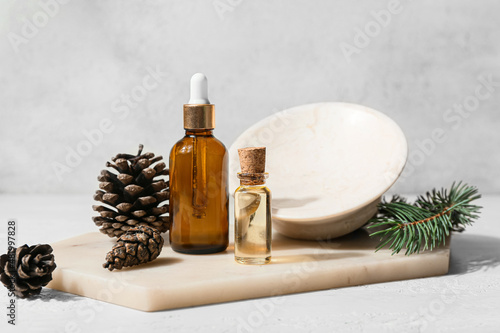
[93,144,170,238]
[103,226,164,271]
[0,244,56,298]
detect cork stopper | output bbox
[237,147,267,185]
[238,147,266,173]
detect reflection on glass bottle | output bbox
[234,147,272,265]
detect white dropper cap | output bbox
[188,73,211,104]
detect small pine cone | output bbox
[103,226,164,271]
[92,144,170,238]
[0,244,56,298]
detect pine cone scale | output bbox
[125,242,136,256]
[103,193,120,205]
[116,203,132,212]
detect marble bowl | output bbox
[229,102,408,240]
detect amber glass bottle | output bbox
[169,73,229,254]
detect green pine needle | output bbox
[367,182,482,255]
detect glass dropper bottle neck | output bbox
[185,129,214,136]
[238,172,269,186]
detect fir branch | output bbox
[367,182,481,255]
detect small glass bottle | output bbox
[234,147,272,265]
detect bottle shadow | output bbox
[271,228,372,264]
[448,233,500,275]
[271,251,365,264]
[272,228,376,251]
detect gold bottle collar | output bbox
[183,104,215,130]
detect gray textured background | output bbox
[0,0,499,195]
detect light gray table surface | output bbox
[0,194,499,333]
